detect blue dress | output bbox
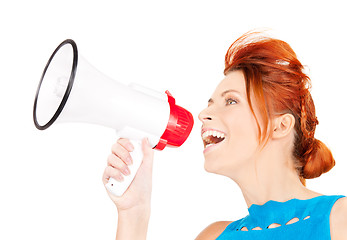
[216,195,345,239]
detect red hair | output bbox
[224,31,335,185]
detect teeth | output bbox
[202,130,226,142]
[205,143,214,149]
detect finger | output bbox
[141,138,154,166]
[111,141,133,165]
[117,138,135,152]
[107,154,131,176]
[102,166,124,185]
[142,138,154,157]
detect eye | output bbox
[226,98,238,105]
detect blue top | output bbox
[216,195,345,240]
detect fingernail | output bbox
[126,157,133,165]
[123,168,130,176]
[127,143,134,151]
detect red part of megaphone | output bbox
[154,90,194,150]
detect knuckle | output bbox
[107,155,127,170]
[111,142,120,152]
[105,165,113,174]
[103,166,125,183]
[112,148,130,164]
[117,138,133,151]
[107,154,115,163]
[117,138,129,145]
[106,166,120,178]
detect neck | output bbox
[230,141,321,208]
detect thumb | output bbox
[141,138,154,167]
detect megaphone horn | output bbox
[33,39,194,196]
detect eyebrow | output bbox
[208,89,241,104]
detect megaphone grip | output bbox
[105,140,143,196]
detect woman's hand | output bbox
[102,138,154,212]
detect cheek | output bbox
[223,111,260,161]
[227,110,259,145]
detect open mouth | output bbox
[202,130,226,149]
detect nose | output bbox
[198,107,213,123]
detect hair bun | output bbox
[302,139,335,179]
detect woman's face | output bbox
[198,70,263,177]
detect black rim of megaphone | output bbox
[33,39,78,130]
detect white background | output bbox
[1,1,346,239]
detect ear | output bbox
[272,113,295,139]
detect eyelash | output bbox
[225,97,238,105]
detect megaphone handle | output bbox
[105,140,143,196]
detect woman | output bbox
[102,31,347,239]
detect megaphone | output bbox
[33,39,194,196]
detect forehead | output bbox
[213,70,246,96]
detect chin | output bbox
[203,158,223,174]
[203,152,241,178]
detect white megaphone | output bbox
[33,39,194,196]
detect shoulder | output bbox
[330,196,347,240]
[195,221,232,240]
